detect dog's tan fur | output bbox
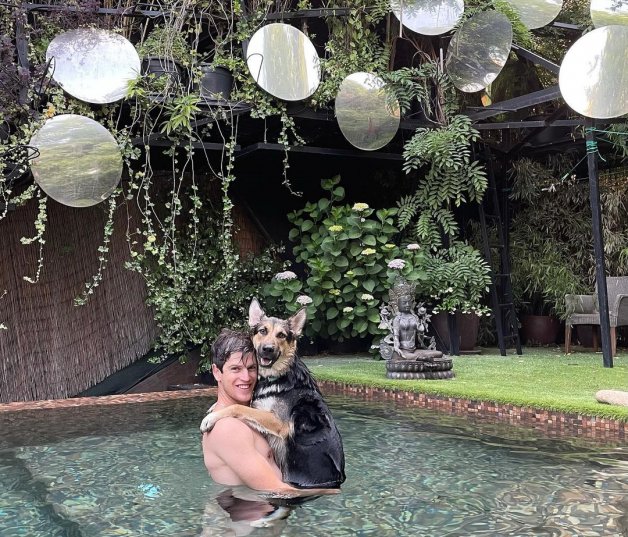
[250,307,305,379]
[199,301,306,439]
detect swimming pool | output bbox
[1,395,627,536]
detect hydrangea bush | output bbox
[262,176,426,342]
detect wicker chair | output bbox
[564,276,628,356]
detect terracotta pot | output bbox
[520,315,560,345]
[430,312,480,353]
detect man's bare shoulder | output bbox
[208,416,254,440]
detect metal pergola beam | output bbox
[475,119,583,130]
[467,86,563,121]
[131,136,239,151]
[511,44,560,75]
[235,142,403,160]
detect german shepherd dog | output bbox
[200,298,346,489]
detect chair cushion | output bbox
[566,313,601,325]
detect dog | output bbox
[200,298,346,489]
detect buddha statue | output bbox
[378,278,454,379]
[393,294,427,360]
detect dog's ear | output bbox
[249,298,266,327]
[288,307,307,337]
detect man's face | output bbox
[213,351,258,406]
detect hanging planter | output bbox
[141,56,184,93]
[198,64,233,103]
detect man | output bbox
[202,329,338,497]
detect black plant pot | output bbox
[199,65,233,102]
[141,56,184,89]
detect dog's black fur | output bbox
[253,347,346,488]
[201,299,345,489]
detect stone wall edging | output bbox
[318,381,628,442]
[1,382,626,443]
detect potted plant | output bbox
[136,25,194,95]
[416,243,491,352]
[508,157,590,345]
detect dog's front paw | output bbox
[200,412,219,434]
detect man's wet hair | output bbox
[212,329,255,372]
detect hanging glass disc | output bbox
[503,0,563,30]
[390,0,465,36]
[591,0,628,28]
[559,25,628,119]
[46,28,140,104]
[445,11,513,93]
[29,115,122,207]
[335,72,400,151]
[246,23,321,101]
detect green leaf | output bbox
[368,310,380,323]
[363,235,377,246]
[363,279,376,292]
[327,307,339,320]
[350,244,363,256]
[335,256,349,268]
[333,186,345,199]
[301,220,314,232]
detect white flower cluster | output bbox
[360,293,374,301]
[296,295,313,305]
[406,243,420,250]
[387,259,405,270]
[275,270,297,281]
[343,306,354,313]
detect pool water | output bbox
[1,395,628,536]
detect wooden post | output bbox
[585,118,613,367]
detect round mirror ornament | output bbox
[390,0,464,36]
[246,23,321,101]
[335,72,400,151]
[445,11,513,93]
[559,25,628,119]
[46,28,140,104]
[29,115,123,207]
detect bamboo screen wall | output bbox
[0,198,157,403]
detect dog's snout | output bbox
[262,344,275,353]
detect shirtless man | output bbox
[202,329,338,497]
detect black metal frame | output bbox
[5,2,618,365]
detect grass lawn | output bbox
[304,346,628,421]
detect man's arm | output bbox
[205,417,293,493]
[204,418,341,497]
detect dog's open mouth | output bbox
[258,356,274,367]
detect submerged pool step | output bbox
[0,451,83,537]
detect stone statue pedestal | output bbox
[385,351,455,380]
